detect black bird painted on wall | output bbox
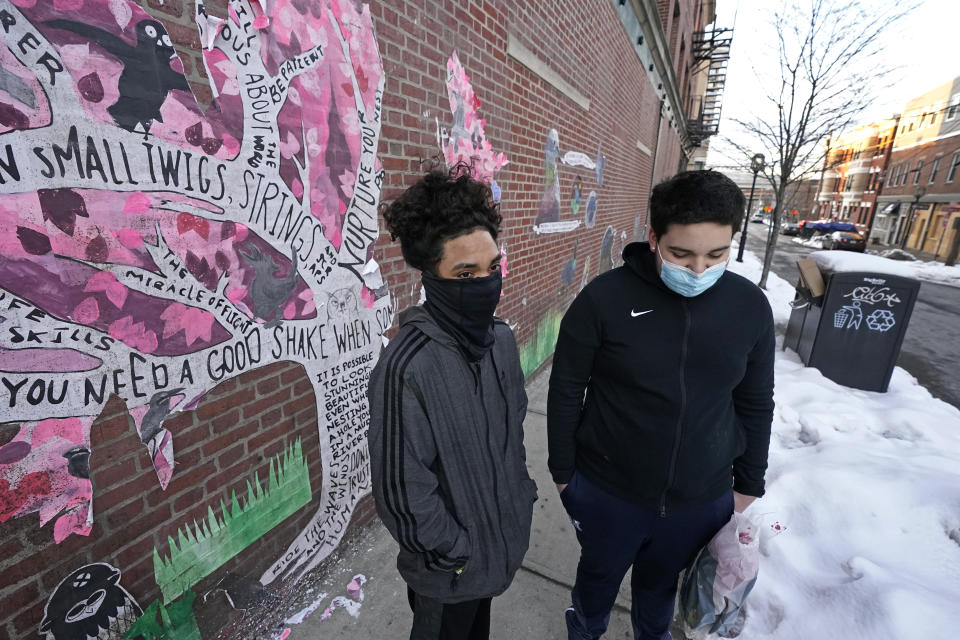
[45,18,191,134]
[238,244,300,329]
[139,387,184,457]
[62,445,90,480]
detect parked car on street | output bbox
[822,231,866,252]
[750,212,764,223]
[780,222,800,236]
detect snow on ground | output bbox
[792,236,826,250]
[897,258,960,288]
[789,237,960,287]
[727,249,960,640]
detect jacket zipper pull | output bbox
[659,499,667,518]
[450,565,465,591]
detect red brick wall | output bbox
[370,0,691,349]
[0,0,701,637]
[2,362,378,638]
[129,0,697,359]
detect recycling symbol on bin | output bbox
[866,309,896,332]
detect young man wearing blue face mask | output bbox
[548,170,775,640]
[368,163,536,640]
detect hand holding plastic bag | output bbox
[678,511,760,639]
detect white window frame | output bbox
[929,155,941,184]
[946,150,960,183]
[947,93,960,121]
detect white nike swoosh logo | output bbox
[631,309,653,317]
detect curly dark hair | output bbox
[649,170,745,238]
[380,162,502,272]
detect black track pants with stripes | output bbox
[407,586,492,640]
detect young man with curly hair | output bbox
[548,170,775,640]
[368,164,536,640]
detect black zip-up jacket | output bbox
[369,307,537,602]
[547,242,775,512]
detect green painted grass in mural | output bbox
[125,591,201,640]
[153,439,311,603]
[520,309,564,378]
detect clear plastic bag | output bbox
[678,512,760,639]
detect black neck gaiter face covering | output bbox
[421,270,503,362]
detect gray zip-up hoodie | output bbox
[368,306,537,603]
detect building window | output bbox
[900,162,910,186]
[929,156,941,184]
[947,94,960,121]
[913,160,923,185]
[946,151,960,183]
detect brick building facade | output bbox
[876,77,960,257]
[0,0,723,638]
[818,76,960,257]
[816,118,898,233]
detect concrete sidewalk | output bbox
[280,365,678,639]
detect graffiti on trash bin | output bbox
[842,286,902,308]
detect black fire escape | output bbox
[688,26,732,146]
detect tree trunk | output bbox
[758,182,789,289]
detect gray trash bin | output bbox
[784,252,921,392]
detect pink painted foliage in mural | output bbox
[0,0,378,542]
[440,51,508,184]
[20,1,242,159]
[0,47,51,132]
[2,0,387,566]
[263,0,382,249]
[0,418,94,541]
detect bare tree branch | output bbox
[727,0,919,288]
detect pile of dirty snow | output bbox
[725,250,960,640]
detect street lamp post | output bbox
[737,153,765,262]
[900,185,926,250]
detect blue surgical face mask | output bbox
[656,245,727,297]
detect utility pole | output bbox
[736,153,765,262]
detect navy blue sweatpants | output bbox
[560,471,734,640]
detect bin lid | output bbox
[809,250,916,279]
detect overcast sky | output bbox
[706,0,960,169]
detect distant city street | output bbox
[740,226,960,409]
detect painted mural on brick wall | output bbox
[533,135,607,235]
[0,0,390,594]
[40,562,142,640]
[436,51,507,189]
